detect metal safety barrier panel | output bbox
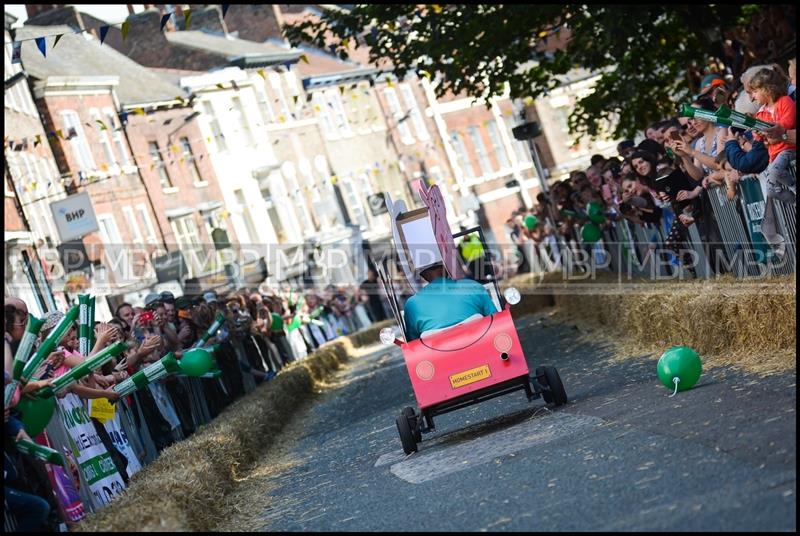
[4,323,368,527]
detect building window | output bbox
[260,182,286,243]
[383,87,413,144]
[269,72,291,119]
[136,204,158,244]
[202,101,227,151]
[486,120,511,169]
[90,108,117,169]
[450,132,476,179]
[105,108,130,166]
[148,141,173,189]
[230,96,255,147]
[312,91,338,138]
[60,110,95,172]
[180,137,203,183]
[341,174,368,228]
[122,206,144,244]
[399,83,429,140]
[170,215,208,277]
[97,213,129,284]
[234,189,260,245]
[281,161,314,237]
[326,89,353,137]
[468,125,493,175]
[255,77,277,123]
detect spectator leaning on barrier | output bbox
[748,67,797,260]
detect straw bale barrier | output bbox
[77,324,388,532]
[503,271,796,374]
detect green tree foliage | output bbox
[284,4,785,139]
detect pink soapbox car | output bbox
[377,226,568,455]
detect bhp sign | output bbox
[50,192,99,242]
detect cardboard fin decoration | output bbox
[385,192,423,293]
[416,181,467,280]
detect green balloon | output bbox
[179,348,216,377]
[586,202,605,224]
[580,222,602,243]
[524,214,537,230]
[657,346,702,392]
[18,395,56,437]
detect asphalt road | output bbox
[254,312,796,531]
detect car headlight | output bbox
[379,327,396,345]
[504,287,521,305]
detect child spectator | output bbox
[750,67,797,259]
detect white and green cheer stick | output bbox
[6,314,46,406]
[112,352,181,397]
[20,306,79,384]
[192,312,226,348]
[37,341,129,398]
[15,439,64,466]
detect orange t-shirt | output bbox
[755,95,796,162]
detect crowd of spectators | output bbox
[504,57,796,274]
[4,281,389,531]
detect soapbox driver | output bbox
[376,185,567,455]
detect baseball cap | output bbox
[697,73,726,98]
[617,139,635,153]
[144,293,161,309]
[174,296,192,310]
[42,310,65,332]
[159,291,175,304]
[203,291,218,304]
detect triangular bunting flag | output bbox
[216,83,226,90]
[222,5,230,18]
[34,135,42,147]
[183,9,192,31]
[160,13,172,31]
[257,69,267,80]
[96,119,108,131]
[119,111,129,124]
[53,34,64,49]
[35,37,46,57]
[56,129,65,140]
[134,108,146,116]
[99,26,110,45]
[292,95,299,104]
[299,54,309,64]
[339,86,345,94]
[121,21,130,40]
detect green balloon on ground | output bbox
[580,222,602,243]
[179,348,216,377]
[524,214,537,230]
[657,346,702,392]
[18,395,56,437]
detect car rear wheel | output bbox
[544,366,568,406]
[535,366,553,404]
[396,412,417,454]
[403,406,422,442]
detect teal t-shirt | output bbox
[404,277,497,341]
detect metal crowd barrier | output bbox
[5,317,371,528]
[519,173,796,280]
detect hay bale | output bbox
[538,272,796,374]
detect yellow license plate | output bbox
[449,365,492,389]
